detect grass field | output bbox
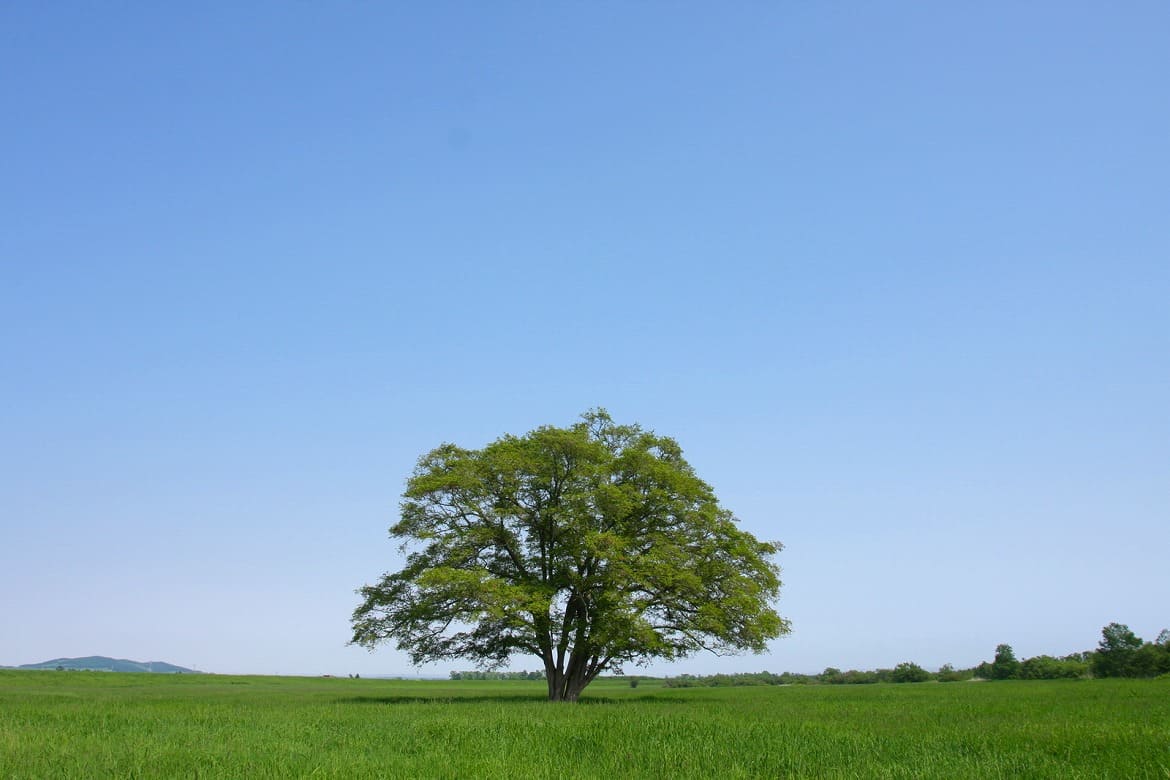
[1,670,1167,778]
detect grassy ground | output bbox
[1,670,1167,778]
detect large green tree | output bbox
[1091,622,1145,678]
[1107,627,1170,678]
[351,410,789,702]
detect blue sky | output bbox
[2,3,1167,676]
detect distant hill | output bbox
[14,656,198,673]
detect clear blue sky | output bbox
[2,3,1167,677]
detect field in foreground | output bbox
[1,671,1167,778]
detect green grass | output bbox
[2,671,1167,778]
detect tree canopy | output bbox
[991,643,1021,680]
[1091,622,1170,678]
[351,410,789,701]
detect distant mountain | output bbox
[15,656,198,673]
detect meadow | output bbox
[1,670,1167,778]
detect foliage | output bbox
[661,620,1169,691]
[664,669,899,687]
[816,667,882,685]
[812,667,869,684]
[1133,636,1170,678]
[890,662,931,683]
[663,671,791,688]
[1091,623,1145,678]
[3,671,1169,778]
[351,410,789,701]
[974,624,1169,681]
[991,644,1021,680]
[1018,655,1087,680]
[449,670,544,680]
[936,664,970,683]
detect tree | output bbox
[991,644,1020,680]
[936,663,969,682]
[819,667,844,684]
[350,410,789,702]
[891,662,931,683]
[1091,623,1143,678]
[1019,655,1086,680]
[1152,630,1170,677]
[1131,642,1167,678]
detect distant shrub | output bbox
[1019,655,1086,680]
[936,664,970,683]
[662,672,800,688]
[449,670,545,681]
[891,662,931,683]
[816,668,879,685]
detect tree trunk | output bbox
[546,675,587,701]
[546,669,563,701]
[545,655,593,701]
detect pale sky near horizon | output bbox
[3,3,1168,677]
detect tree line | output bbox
[978,623,1170,681]
[449,670,545,680]
[661,622,1170,687]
